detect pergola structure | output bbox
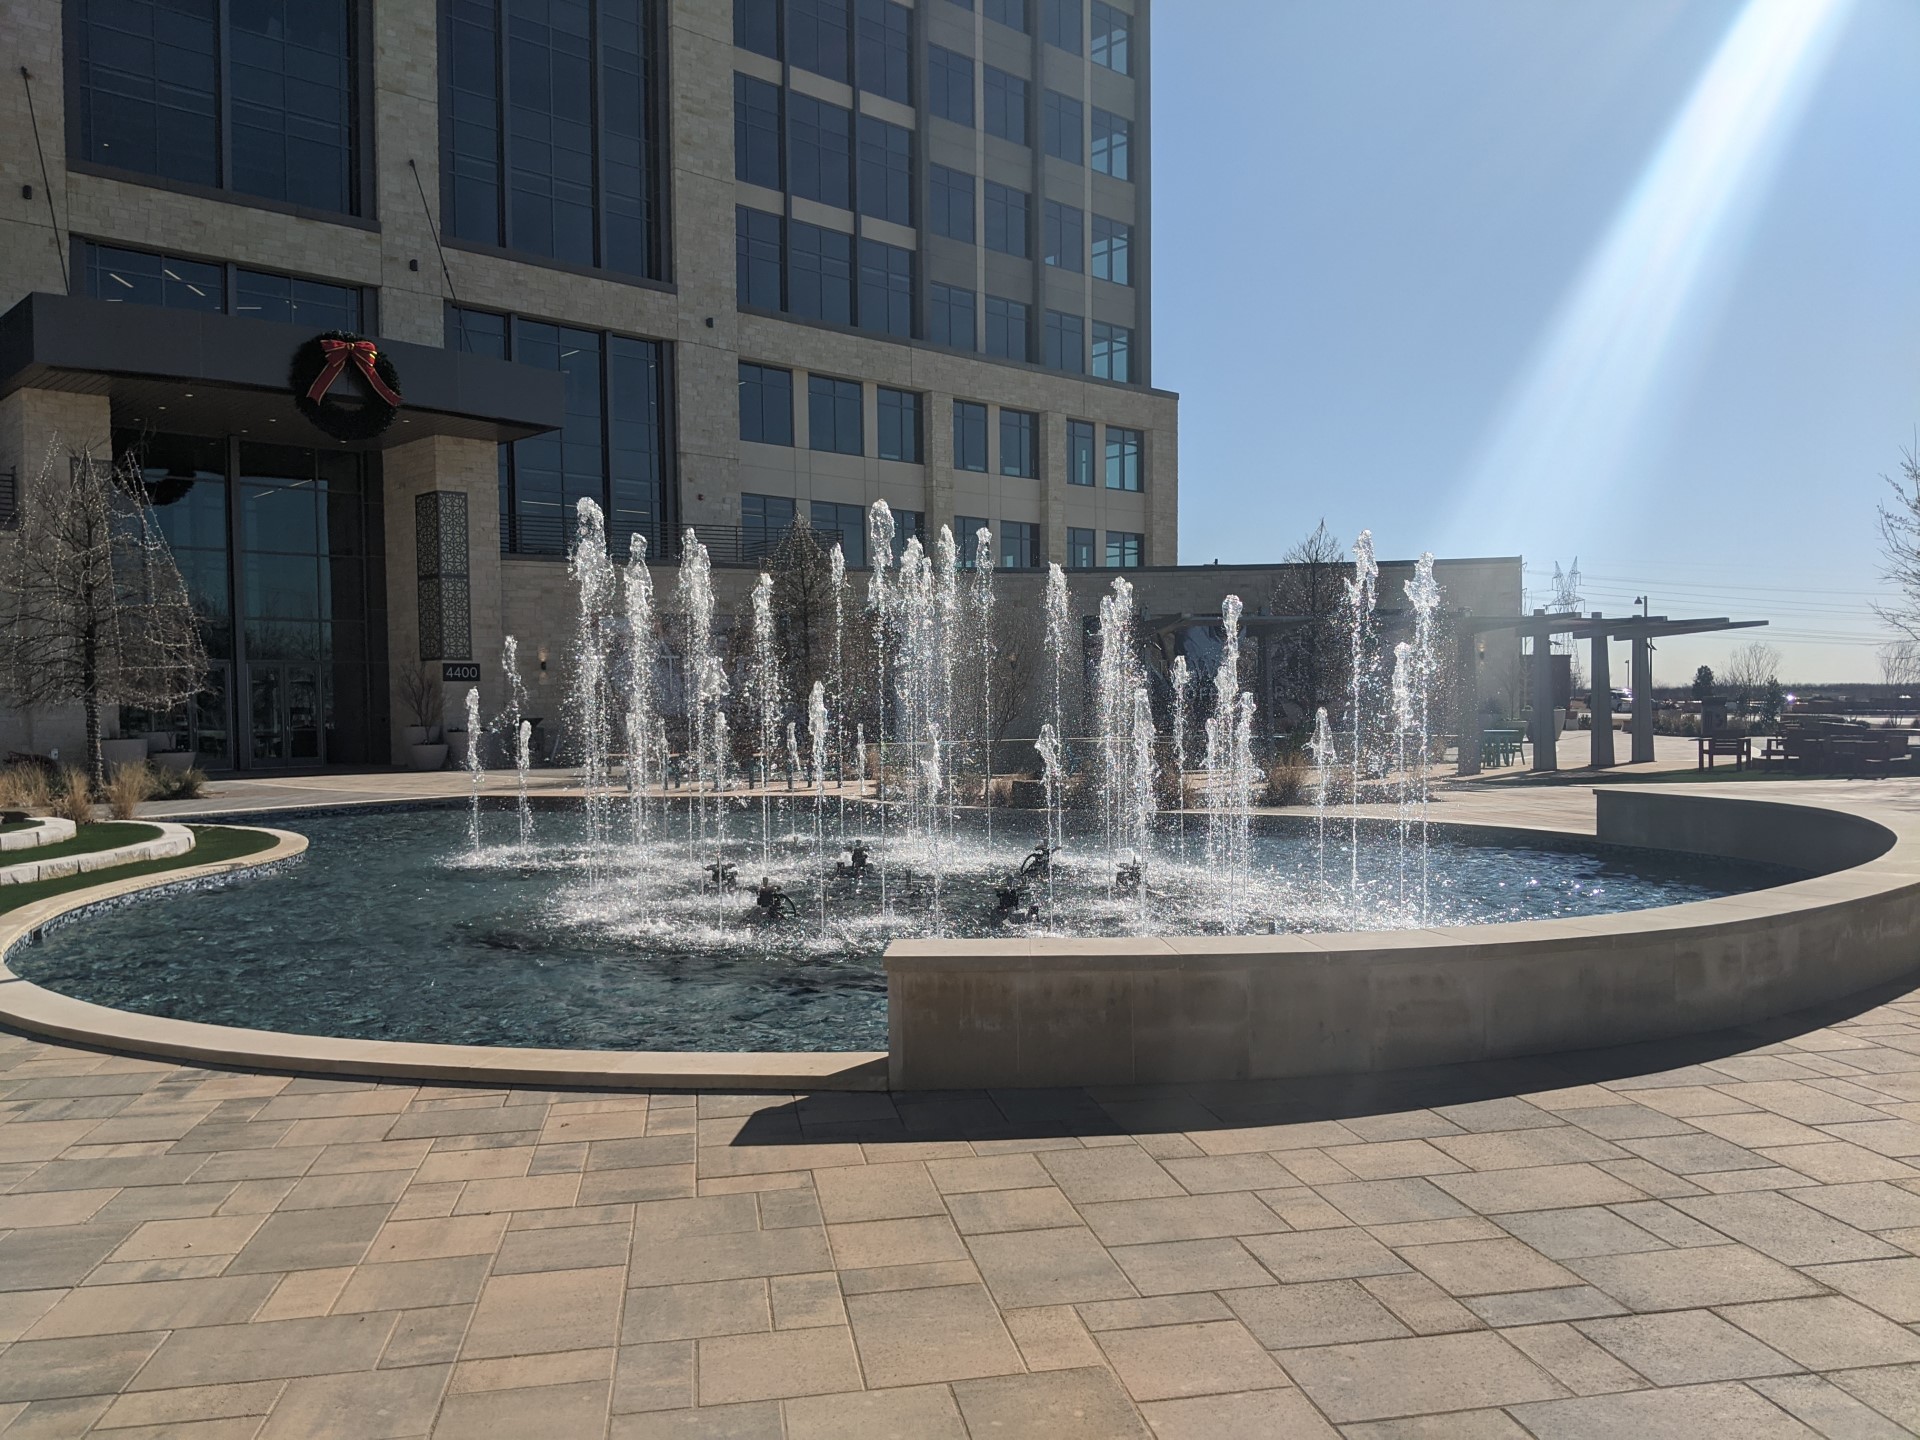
[1456,610,1769,775]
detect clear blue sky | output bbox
[1152,0,1920,684]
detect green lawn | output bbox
[0,827,281,915]
[0,822,30,835]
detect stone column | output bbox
[1631,636,1656,764]
[1588,614,1616,769]
[381,434,505,764]
[1529,615,1557,773]
[1455,623,1483,776]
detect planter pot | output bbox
[409,742,449,772]
[151,751,194,774]
[447,732,470,766]
[100,739,150,770]
[403,726,430,747]
[144,732,177,755]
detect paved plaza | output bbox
[0,978,1916,1437]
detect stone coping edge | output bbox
[0,823,194,886]
[0,827,888,1092]
[0,818,78,853]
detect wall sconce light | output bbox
[537,645,549,675]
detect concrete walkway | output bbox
[0,985,1917,1436]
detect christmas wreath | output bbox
[290,330,404,442]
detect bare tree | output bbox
[1268,520,1348,724]
[1881,640,1920,692]
[1875,445,1920,643]
[1722,640,1782,708]
[0,442,207,786]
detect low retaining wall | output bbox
[0,823,194,885]
[0,818,77,853]
[885,790,1920,1090]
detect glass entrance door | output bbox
[247,664,327,767]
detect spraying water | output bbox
[749,572,781,864]
[1171,654,1190,861]
[502,636,532,846]
[809,681,828,925]
[829,542,848,837]
[568,499,618,863]
[623,534,657,847]
[865,502,895,911]
[1405,554,1444,921]
[1309,706,1335,894]
[1391,641,1414,910]
[974,526,996,843]
[1203,596,1255,924]
[1042,564,1072,857]
[1346,530,1379,928]
[464,686,484,849]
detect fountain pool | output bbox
[12,803,1800,1053]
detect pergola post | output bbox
[1631,636,1655,763]
[1456,623,1482,776]
[1530,610,1557,773]
[1589,613,1616,769]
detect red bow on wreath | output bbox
[305,339,403,406]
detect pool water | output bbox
[10,805,1798,1053]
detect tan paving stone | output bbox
[826,1215,966,1269]
[1318,1178,1473,1225]
[333,1255,493,1314]
[696,1324,862,1404]
[623,1279,769,1343]
[1003,1303,1106,1369]
[95,1379,286,1430]
[952,1365,1153,1439]
[609,1399,781,1437]
[966,1227,1136,1308]
[379,1304,473,1367]
[810,1161,942,1222]
[130,1313,397,1389]
[1078,1192,1291,1245]
[769,1272,845,1329]
[254,1266,354,1321]
[1399,1238,1582,1295]
[1281,1330,1566,1423]
[1139,1388,1341,1439]
[924,1152,1051,1194]
[433,1377,610,1437]
[105,1215,266,1263]
[946,1184,1082,1235]
[782,1383,968,1440]
[25,1275,279,1339]
[1431,1163,1649,1215]
[1321,1139,1472,1180]
[0,1331,166,1402]
[258,1364,448,1438]
[463,1265,626,1358]
[1749,1374,1916,1440]
[610,1340,693,1413]
[1568,1244,1824,1310]
[1224,1278,1410,1348]
[1242,1226,1408,1282]
[1506,1380,1825,1438]
[1574,1310,1798,1384]
[225,1204,391,1274]
[1359,1271,1484,1334]
[1038,1146,1185,1202]
[1096,1318,1290,1401]
[492,1218,629,1274]
[845,1283,1022,1386]
[1719,1294,1920,1370]
[366,1213,510,1263]
[1107,1237,1274,1295]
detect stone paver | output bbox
[0,949,1917,1433]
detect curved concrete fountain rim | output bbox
[0,790,1906,1092]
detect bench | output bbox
[1697,734,1750,771]
[1480,729,1524,768]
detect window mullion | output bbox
[216,0,232,190]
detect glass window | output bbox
[891,509,925,562]
[1000,521,1038,570]
[788,220,853,324]
[929,46,974,127]
[1000,409,1037,478]
[808,375,863,455]
[1092,107,1131,179]
[1042,0,1081,52]
[984,295,1028,361]
[788,93,852,208]
[877,388,922,462]
[1093,322,1132,381]
[743,493,796,559]
[983,66,1028,145]
[858,116,912,225]
[1042,91,1082,164]
[233,270,361,329]
[855,0,911,104]
[73,0,220,188]
[735,0,779,57]
[1044,309,1084,372]
[1105,530,1142,568]
[954,401,989,472]
[930,164,975,242]
[1043,200,1083,271]
[1067,419,1095,486]
[448,304,509,356]
[984,0,1027,32]
[929,283,976,349]
[788,0,849,81]
[739,362,794,445]
[956,515,989,569]
[1092,216,1131,285]
[734,74,782,188]
[984,181,1029,256]
[607,334,667,546]
[813,501,866,566]
[857,239,912,338]
[735,206,783,309]
[83,243,223,312]
[510,320,604,554]
[1104,425,1142,490]
[227,0,356,211]
[1091,1,1130,73]
[1066,526,1095,569]
[442,0,664,277]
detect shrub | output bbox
[1265,759,1310,807]
[53,768,95,826]
[105,763,154,820]
[0,764,54,813]
[144,764,207,801]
